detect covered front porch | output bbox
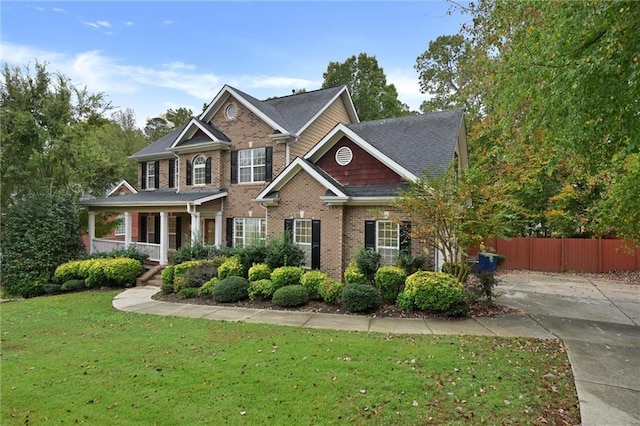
[81,189,227,265]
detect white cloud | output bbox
[124,21,134,27]
[96,20,111,28]
[163,61,196,71]
[53,8,66,13]
[163,20,174,26]
[83,20,111,30]
[387,68,428,112]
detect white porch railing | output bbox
[92,238,161,262]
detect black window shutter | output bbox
[364,220,376,250]
[284,219,293,242]
[230,150,238,183]
[265,147,273,181]
[176,216,182,249]
[153,213,161,244]
[311,219,321,270]
[154,161,160,188]
[140,163,146,190]
[168,159,175,188]
[400,221,411,254]
[226,217,234,247]
[186,160,192,186]
[205,157,212,184]
[139,215,147,242]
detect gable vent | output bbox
[335,146,353,166]
[225,103,237,119]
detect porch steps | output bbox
[136,265,165,287]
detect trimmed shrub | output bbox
[264,231,305,269]
[354,247,381,284]
[173,260,218,291]
[212,276,250,303]
[43,283,62,295]
[198,277,219,297]
[86,258,143,288]
[53,260,85,284]
[248,263,271,282]
[90,246,148,264]
[401,271,466,313]
[161,266,175,294]
[272,285,309,307]
[270,266,304,291]
[395,292,414,312]
[248,279,275,301]
[375,265,407,302]
[344,262,368,286]
[218,257,244,280]
[318,279,344,305]
[61,279,86,292]
[235,242,268,275]
[342,283,381,313]
[300,270,329,299]
[178,287,199,299]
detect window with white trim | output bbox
[238,147,266,183]
[193,155,206,186]
[114,215,126,236]
[174,158,179,187]
[377,220,400,265]
[146,162,155,189]
[294,219,312,268]
[233,218,266,247]
[168,216,177,250]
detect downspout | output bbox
[259,202,268,237]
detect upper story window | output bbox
[239,147,266,183]
[146,162,156,189]
[225,103,237,119]
[193,155,206,185]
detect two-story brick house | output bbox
[81,84,467,280]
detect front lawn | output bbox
[1,291,580,425]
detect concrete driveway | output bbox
[496,272,640,426]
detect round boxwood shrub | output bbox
[401,271,466,313]
[248,263,271,282]
[211,276,250,303]
[344,262,368,285]
[318,279,344,305]
[300,270,329,299]
[178,287,199,299]
[342,283,381,313]
[61,279,86,292]
[270,266,304,291]
[248,279,275,301]
[375,265,407,302]
[272,285,309,307]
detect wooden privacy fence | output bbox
[478,238,640,273]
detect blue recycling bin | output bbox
[477,252,497,273]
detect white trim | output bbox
[296,86,359,135]
[170,118,225,150]
[200,85,289,134]
[304,124,417,181]
[107,180,137,197]
[82,191,228,208]
[254,157,348,203]
[169,141,230,154]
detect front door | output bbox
[204,219,215,245]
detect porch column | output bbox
[215,211,223,248]
[88,211,96,254]
[159,211,169,265]
[124,212,132,248]
[190,212,201,245]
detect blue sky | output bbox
[1,1,469,129]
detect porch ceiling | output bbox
[80,189,227,210]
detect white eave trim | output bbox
[255,157,347,202]
[107,180,137,197]
[344,196,396,206]
[296,86,359,136]
[305,124,417,181]
[169,141,230,154]
[268,132,297,144]
[200,85,288,134]
[192,191,228,205]
[170,119,225,149]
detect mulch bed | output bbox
[152,292,519,320]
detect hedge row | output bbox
[53,258,143,289]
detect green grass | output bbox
[1,291,580,425]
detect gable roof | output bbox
[129,124,187,160]
[80,189,227,208]
[106,180,137,197]
[306,109,465,179]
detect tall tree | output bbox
[0,62,116,209]
[322,53,410,121]
[143,107,193,142]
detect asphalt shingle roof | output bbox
[129,124,187,159]
[80,189,226,206]
[346,109,464,178]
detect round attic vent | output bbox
[335,146,353,166]
[225,103,237,119]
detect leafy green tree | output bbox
[144,107,193,141]
[322,53,410,121]
[0,62,116,209]
[99,109,148,185]
[1,190,85,297]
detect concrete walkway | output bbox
[112,272,640,426]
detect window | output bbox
[238,148,266,183]
[168,217,177,250]
[294,219,312,268]
[147,215,156,245]
[225,103,237,119]
[377,221,400,265]
[193,155,206,185]
[233,218,266,247]
[146,162,155,189]
[114,215,126,236]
